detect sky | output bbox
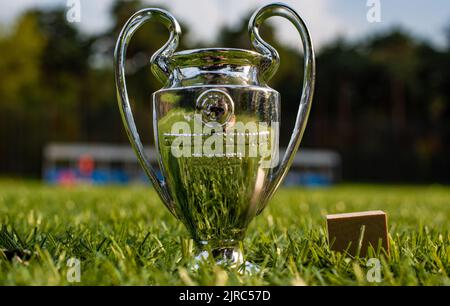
[0,0,449,49]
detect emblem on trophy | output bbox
[114,2,315,269]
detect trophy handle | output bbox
[114,8,181,216]
[249,3,316,214]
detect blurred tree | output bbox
[35,9,91,142]
[0,12,47,174]
[315,38,372,148]
[0,2,449,182]
[0,8,96,174]
[367,30,420,133]
[0,13,45,109]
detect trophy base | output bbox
[191,242,259,275]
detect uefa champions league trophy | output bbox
[114,2,315,269]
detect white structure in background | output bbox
[280,148,341,186]
[43,143,341,186]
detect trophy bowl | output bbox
[114,2,315,270]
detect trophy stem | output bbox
[192,240,259,274]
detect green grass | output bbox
[0,180,449,285]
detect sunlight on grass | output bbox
[0,181,449,285]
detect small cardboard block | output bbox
[326,210,389,257]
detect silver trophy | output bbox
[114,2,315,268]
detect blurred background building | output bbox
[0,0,449,184]
[42,143,341,186]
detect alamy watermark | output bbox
[67,257,81,283]
[66,0,81,23]
[366,258,382,283]
[166,114,280,169]
[367,0,382,23]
